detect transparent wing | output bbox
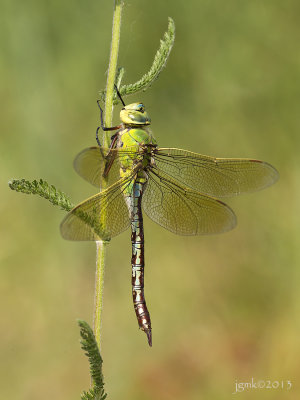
[60,174,134,241]
[142,170,236,235]
[74,146,141,187]
[153,148,279,197]
[74,146,119,187]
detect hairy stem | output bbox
[93,241,107,351]
[104,0,123,136]
[93,0,124,352]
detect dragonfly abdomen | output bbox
[128,179,152,346]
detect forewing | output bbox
[74,146,140,187]
[60,175,133,241]
[153,148,279,197]
[142,170,236,235]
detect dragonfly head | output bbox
[120,103,151,126]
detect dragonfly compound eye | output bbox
[120,103,151,125]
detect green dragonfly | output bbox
[60,93,278,346]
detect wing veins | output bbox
[153,148,278,197]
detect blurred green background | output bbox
[1,0,300,399]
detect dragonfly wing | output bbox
[154,148,279,197]
[142,170,236,235]
[74,146,121,187]
[60,175,133,241]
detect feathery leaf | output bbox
[8,178,111,240]
[8,178,73,211]
[78,320,107,400]
[120,17,175,97]
[99,17,175,104]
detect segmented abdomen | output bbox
[127,177,152,346]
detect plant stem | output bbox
[104,0,123,137]
[93,0,124,351]
[93,241,107,349]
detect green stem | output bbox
[93,0,124,351]
[104,0,123,139]
[93,241,107,349]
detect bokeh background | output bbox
[1,0,300,399]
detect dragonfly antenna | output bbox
[114,84,126,107]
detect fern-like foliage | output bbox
[99,17,175,104]
[8,178,111,241]
[8,178,73,211]
[120,17,175,96]
[78,320,107,400]
[81,387,106,400]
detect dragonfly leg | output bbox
[96,126,102,147]
[96,122,120,148]
[95,100,122,146]
[110,132,119,148]
[97,100,122,131]
[114,84,126,106]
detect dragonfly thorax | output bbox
[120,103,151,126]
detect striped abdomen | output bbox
[128,177,152,346]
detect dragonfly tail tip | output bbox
[145,328,152,347]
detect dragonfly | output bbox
[60,90,278,346]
